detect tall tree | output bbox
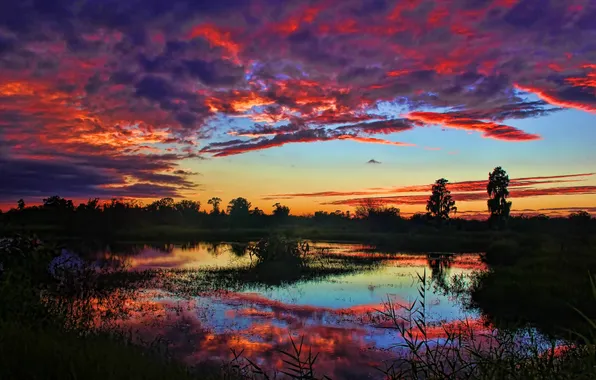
[426,178,457,222]
[207,197,222,214]
[487,167,512,223]
[17,199,25,211]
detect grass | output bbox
[0,322,215,380]
[4,232,596,379]
[376,270,596,380]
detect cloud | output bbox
[202,126,413,157]
[324,185,596,207]
[0,155,187,200]
[264,172,596,207]
[406,111,541,141]
[0,0,595,199]
[367,159,381,164]
[336,119,414,135]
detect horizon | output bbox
[1,0,595,216]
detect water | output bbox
[98,242,486,379]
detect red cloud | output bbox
[406,112,541,141]
[202,127,414,157]
[325,185,596,207]
[515,83,596,114]
[336,135,415,147]
[186,24,241,63]
[266,173,594,199]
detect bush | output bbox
[482,239,521,266]
[247,235,309,266]
[0,322,204,380]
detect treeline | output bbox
[0,167,593,237]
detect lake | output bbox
[96,242,487,379]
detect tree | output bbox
[76,198,100,212]
[147,197,175,212]
[569,210,591,223]
[227,197,252,217]
[272,203,290,219]
[355,199,401,231]
[251,207,265,217]
[17,199,25,211]
[569,211,592,235]
[208,197,222,214]
[175,200,201,213]
[43,195,74,211]
[426,178,457,222]
[355,198,381,219]
[487,167,512,223]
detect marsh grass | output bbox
[226,335,331,380]
[5,234,596,380]
[375,270,596,380]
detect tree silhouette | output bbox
[174,200,200,212]
[426,178,457,222]
[17,199,25,211]
[43,195,74,211]
[77,198,100,212]
[251,207,265,216]
[227,197,251,217]
[272,203,290,219]
[487,166,512,224]
[207,197,222,215]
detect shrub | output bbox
[482,239,521,266]
[247,235,310,266]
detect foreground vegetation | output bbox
[2,231,596,379]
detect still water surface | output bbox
[99,242,486,379]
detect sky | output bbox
[0,0,595,217]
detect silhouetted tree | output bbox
[208,197,222,215]
[228,198,251,215]
[251,207,265,216]
[147,197,175,212]
[76,198,100,212]
[43,195,74,211]
[426,178,457,223]
[355,199,380,219]
[272,203,290,219]
[174,200,200,213]
[17,199,25,211]
[569,210,592,239]
[355,199,401,231]
[487,167,512,224]
[569,210,591,223]
[228,197,252,227]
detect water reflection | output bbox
[97,242,486,379]
[99,242,252,270]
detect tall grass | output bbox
[375,270,596,380]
